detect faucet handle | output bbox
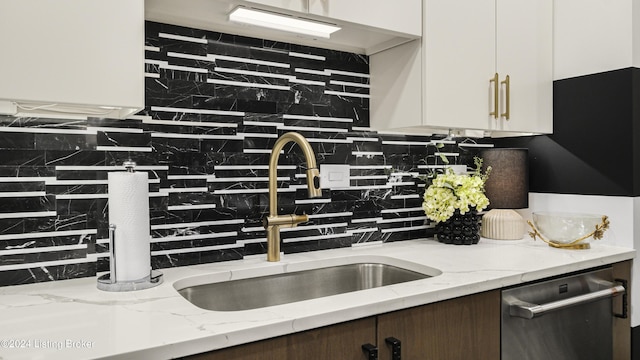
[305,168,322,198]
[289,214,309,227]
[263,214,309,229]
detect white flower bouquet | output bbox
[422,157,491,223]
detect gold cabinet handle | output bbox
[489,73,499,119]
[501,75,510,120]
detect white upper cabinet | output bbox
[423,0,496,131]
[554,0,635,80]
[308,0,421,37]
[493,0,553,133]
[371,0,553,135]
[0,0,145,119]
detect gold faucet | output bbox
[263,132,322,262]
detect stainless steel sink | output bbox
[176,262,434,311]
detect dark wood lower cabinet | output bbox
[182,317,376,360]
[182,291,499,360]
[377,290,500,360]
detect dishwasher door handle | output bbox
[509,283,626,319]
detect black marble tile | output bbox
[237,35,291,53]
[0,150,46,166]
[213,83,292,104]
[151,236,237,252]
[242,242,267,257]
[289,56,327,71]
[151,248,241,268]
[23,216,62,233]
[211,193,266,216]
[278,102,314,116]
[317,144,353,164]
[149,196,168,212]
[199,247,244,264]
[326,52,369,73]
[189,96,236,112]
[34,134,97,151]
[0,182,44,192]
[208,40,253,59]
[0,19,499,288]
[44,150,106,167]
[46,184,104,196]
[97,132,151,148]
[145,21,162,45]
[150,209,192,226]
[145,78,200,109]
[106,152,160,167]
[0,195,55,213]
[0,248,87,266]
[96,257,110,273]
[153,138,200,155]
[329,97,369,127]
[56,213,95,231]
[0,218,25,236]
[193,126,238,137]
[0,262,95,286]
[192,207,238,222]
[386,154,421,172]
[204,32,236,47]
[159,68,207,83]
[165,192,216,208]
[409,227,435,240]
[384,231,410,242]
[200,138,244,153]
[55,198,101,217]
[350,200,379,218]
[0,132,35,149]
[234,99,276,114]
[282,236,352,255]
[0,116,86,129]
[351,230,382,244]
[53,169,98,181]
[165,55,214,73]
[330,188,367,202]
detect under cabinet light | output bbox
[229,7,341,39]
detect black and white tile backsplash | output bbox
[0,21,493,286]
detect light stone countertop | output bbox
[0,238,634,360]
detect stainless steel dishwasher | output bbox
[501,267,627,360]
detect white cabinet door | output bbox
[0,0,144,119]
[242,0,308,13]
[371,0,552,134]
[423,0,496,130]
[308,0,421,36]
[493,0,553,133]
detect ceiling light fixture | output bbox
[229,7,341,39]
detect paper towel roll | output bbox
[108,171,151,282]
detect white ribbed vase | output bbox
[481,209,525,240]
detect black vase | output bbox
[434,209,481,245]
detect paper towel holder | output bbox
[97,161,163,292]
[98,224,163,291]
